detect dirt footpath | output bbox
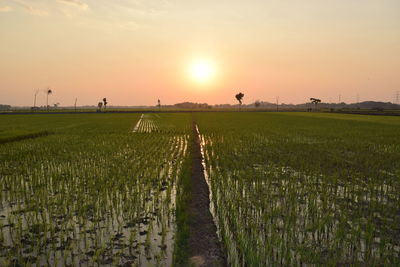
[188,122,226,267]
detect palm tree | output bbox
[46,89,52,111]
[103,98,107,109]
[235,92,244,106]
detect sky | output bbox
[0,0,399,106]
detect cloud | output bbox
[58,0,88,10]
[107,0,168,17]
[12,0,48,16]
[0,6,13,12]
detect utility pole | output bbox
[276,96,279,112]
[33,89,39,109]
[395,91,399,105]
[356,93,360,108]
[74,98,78,112]
[338,94,341,103]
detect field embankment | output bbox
[188,122,226,266]
[0,130,53,144]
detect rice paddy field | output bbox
[0,113,191,266]
[1,112,399,266]
[195,112,400,266]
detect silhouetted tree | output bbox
[157,99,161,109]
[255,100,261,108]
[310,98,321,110]
[97,102,103,112]
[103,98,107,109]
[235,92,244,105]
[46,89,52,111]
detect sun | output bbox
[190,59,215,83]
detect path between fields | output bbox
[189,122,226,266]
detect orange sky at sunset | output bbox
[1,0,399,106]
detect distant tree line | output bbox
[0,104,11,111]
[174,102,211,109]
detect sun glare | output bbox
[190,60,215,83]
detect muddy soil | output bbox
[188,122,226,267]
